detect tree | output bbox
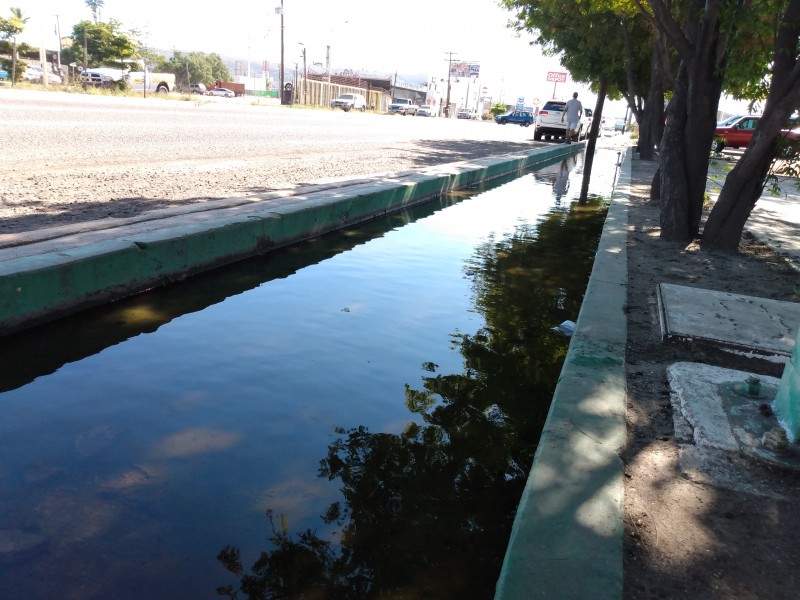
[0,7,28,85]
[85,0,104,24]
[500,0,657,205]
[701,0,800,249]
[61,19,137,69]
[158,51,232,90]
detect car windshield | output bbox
[340,95,354,100]
[717,115,743,126]
[542,101,565,111]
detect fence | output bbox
[291,78,387,112]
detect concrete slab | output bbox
[657,283,800,358]
[668,362,800,499]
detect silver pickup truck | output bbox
[388,98,418,116]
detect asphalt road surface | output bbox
[1,89,543,234]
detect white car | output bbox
[206,87,235,98]
[533,100,592,141]
[417,104,436,117]
[457,108,478,120]
[331,93,367,112]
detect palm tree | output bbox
[8,7,28,85]
[85,0,104,24]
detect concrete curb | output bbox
[495,148,631,599]
[0,144,582,336]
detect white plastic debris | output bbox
[550,320,576,337]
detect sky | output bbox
[13,0,608,110]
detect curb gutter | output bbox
[495,148,631,599]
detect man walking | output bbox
[561,92,583,144]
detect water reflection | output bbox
[216,190,608,599]
[0,194,474,394]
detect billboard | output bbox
[450,61,480,78]
[546,71,568,82]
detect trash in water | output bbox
[550,320,576,337]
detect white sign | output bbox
[546,71,567,83]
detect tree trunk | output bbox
[658,50,725,241]
[580,79,608,202]
[702,0,800,251]
[638,35,666,161]
[650,166,661,202]
[700,147,772,249]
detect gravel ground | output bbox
[1,89,543,234]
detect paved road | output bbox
[0,89,543,233]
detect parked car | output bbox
[495,110,534,127]
[457,108,478,120]
[206,87,235,98]
[0,69,9,81]
[712,115,761,152]
[417,104,436,117]
[22,66,43,83]
[189,83,207,94]
[331,93,367,112]
[534,100,591,140]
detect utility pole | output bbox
[444,51,457,118]
[277,0,285,104]
[326,45,330,85]
[55,15,62,75]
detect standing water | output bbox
[0,148,622,599]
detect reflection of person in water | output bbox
[553,159,570,201]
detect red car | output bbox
[712,115,761,151]
[713,114,800,153]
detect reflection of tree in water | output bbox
[217,200,608,599]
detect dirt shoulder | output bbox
[622,157,800,598]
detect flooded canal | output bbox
[0,148,621,599]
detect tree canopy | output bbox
[61,19,137,69]
[157,51,232,89]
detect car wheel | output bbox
[534,131,543,141]
[360,106,366,112]
[711,139,725,152]
[522,122,530,127]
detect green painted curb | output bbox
[0,144,581,335]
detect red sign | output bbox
[546,71,567,83]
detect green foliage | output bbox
[61,19,136,68]
[499,0,653,99]
[160,51,232,89]
[489,102,507,116]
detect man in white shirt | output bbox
[561,92,583,144]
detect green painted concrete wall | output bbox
[775,327,800,441]
[0,144,580,336]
